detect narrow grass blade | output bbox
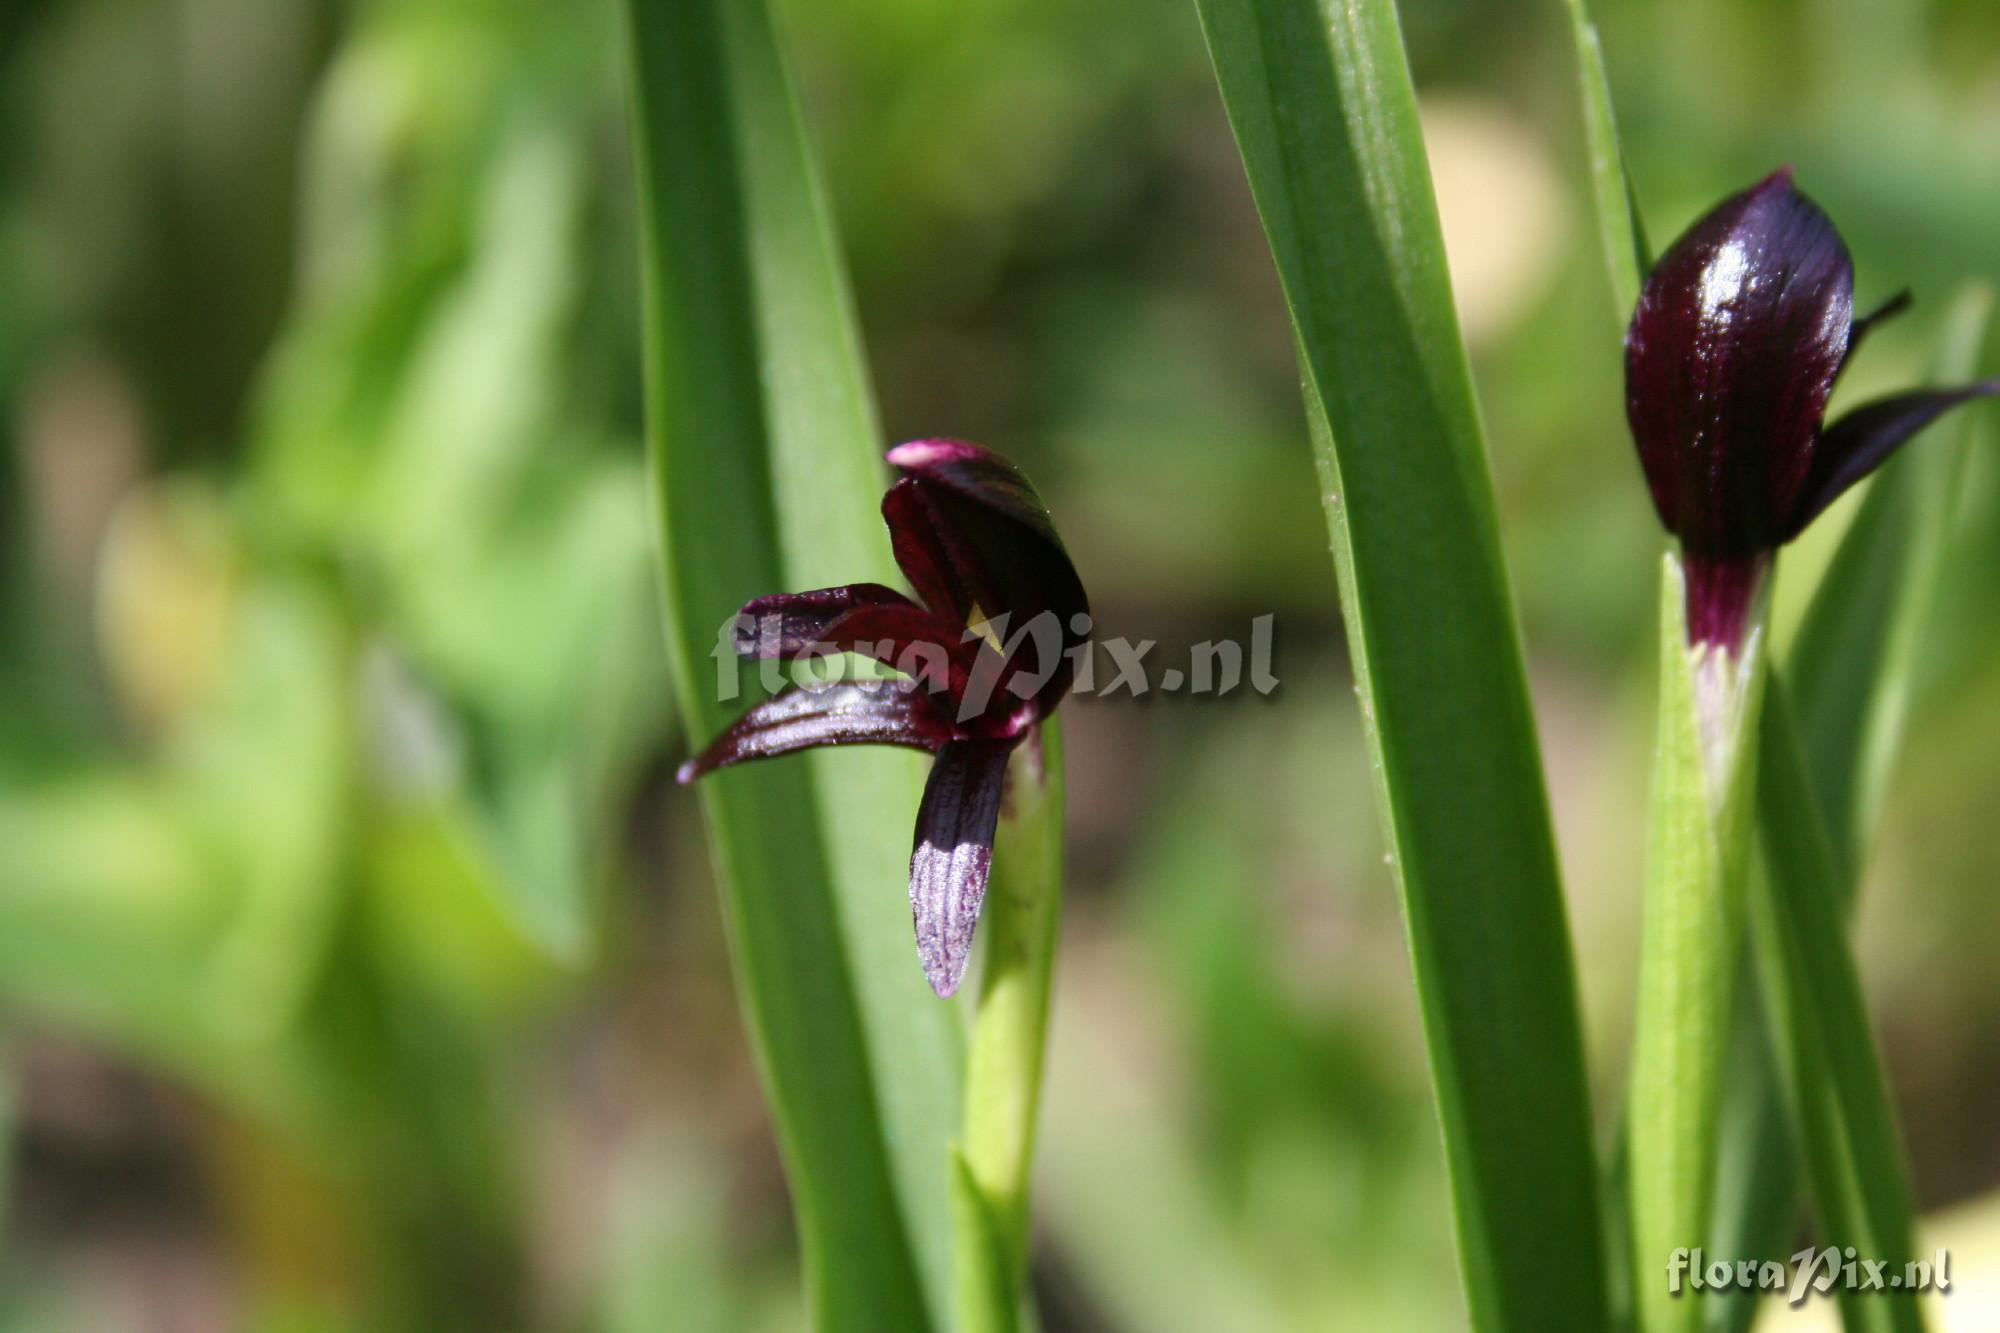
[1788,291,1993,866]
[622,1,963,1326]
[1558,0,1651,314]
[1744,679,1923,1333]
[1195,2,1607,1326]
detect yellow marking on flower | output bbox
[967,601,1005,653]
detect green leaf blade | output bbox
[1196,1,1607,1326]
[1789,288,1994,869]
[1559,0,1651,315]
[1748,678,1925,1333]
[622,1,963,1326]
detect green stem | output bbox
[1629,554,1768,1333]
[953,718,1065,1333]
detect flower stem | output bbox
[1629,553,1769,1333]
[952,718,1065,1333]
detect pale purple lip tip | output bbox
[918,918,972,999]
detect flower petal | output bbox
[881,478,984,621]
[882,440,1090,723]
[732,583,922,657]
[887,439,1067,550]
[1785,380,2000,538]
[734,587,978,700]
[908,738,1013,998]
[1625,168,1855,555]
[676,680,954,783]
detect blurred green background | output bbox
[2,0,1999,1328]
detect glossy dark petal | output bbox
[883,439,1090,721]
[675,680,953,784]
[731,583,921,657]
[881,474,1003,624]
[887,439,1067,549]
[1785,379,2000,538]
[734,588,978,701]
[908,738,1013,998]
[1625,169,1855,555]
[880,479,972,620]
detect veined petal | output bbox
[1786,379,2000,538]
[818,603,986,703]
[881,475,994,622]
[1625,169,1855,555]
[908,738,1013,998]
[732,583,921,657]
[675,680,954,783]
[734,589,978,702]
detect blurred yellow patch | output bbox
[95,480,240,734]
[1420,96,1567,345]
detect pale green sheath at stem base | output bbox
[1629,554,1769,1333]
[954,718,1065,1333]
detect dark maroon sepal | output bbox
[675,680,955,784]
[884,440,1090,722]
[1625,168,1854,559]
[1785,380,2000,539]
[731,584,923,657]
[908,738,1012,998]
[1625,169,2000,653]
[733,585,980,701]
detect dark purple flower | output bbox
[677,440,1089,997]
[1625,168,1999,650]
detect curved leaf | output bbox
[623,0,964,1325]
[1196,1,1608,1326]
